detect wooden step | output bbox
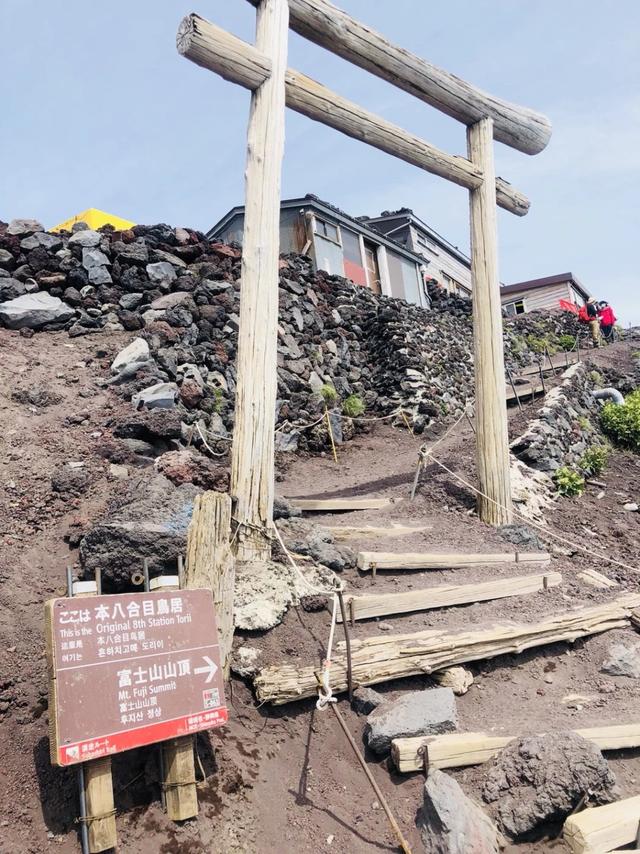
[505,380,545,402]
[564,795,640,854]
[288,497,392,512]
[338,571,561,622]
[356,550,550,572]
[326,523,430,540]
[391,723,640,773]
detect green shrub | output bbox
[526,333,558,355]
[578,445,609,476]
[601,389,640,451]
[342,394,365,418]
[320,384,339,406]
[558,334,576,352]
[553,467,585,497]
[509,335,526,355]
[578,416,593,432]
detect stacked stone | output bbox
[0,217,586,447]
[510,363,606,471]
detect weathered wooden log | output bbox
[392,723,640,773]
[176,14,530,216]
[339,571,561,622]
[185,491,235,676]
[468,117,512,525]
[563,795,640,853]
[356,551,550,571]
[248,0,552,155]
[253,594,640,704]
[227,0,289,562]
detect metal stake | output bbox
[506,367,522,410]
[336,591,354,703]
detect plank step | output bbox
[288,497,392,512]
[357,550,551,571]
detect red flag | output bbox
[559,299,578,314]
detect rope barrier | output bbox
[426,450,640,575]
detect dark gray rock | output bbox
[0,278,27,301]
[119,292,145,311]
[366,688,457,754]
[273,496,302,520]
[6,218,44,236]
[0,292,75,329]
[82,247,111,270]
[419,770,503,854]
[132,382,178,410]
[498,523,545,550]
[352,686,385,715]
[601,643,640,678]
[0,249,15,271]
[482,732,618,839]
[80,474,200,588]
[68,229,102,248]
[146,261,177,287]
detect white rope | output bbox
[427,450,640,575]
[316,593,339,711]
[195,421,229,457]
[271,522,345,596]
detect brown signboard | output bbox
[46,589,227,766]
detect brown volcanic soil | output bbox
[0,330,639,854]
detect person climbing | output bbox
[586,297,600,347]
[598,300,617,343]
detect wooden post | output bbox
[230,0,288,563]
[74,583,117,852]
[467,117,513,525]
[155,575,198,821]
[185,492,235,678]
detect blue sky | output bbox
[1,1,638,323]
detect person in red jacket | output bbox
[598,301,616,343]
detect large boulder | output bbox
[482,732,618,839]
[0,292,74,329]
[80,474,199,588]
[419,769,503,854]
[366,688,457,754]
[6,218,44,236]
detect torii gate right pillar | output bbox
[467,117,513,526]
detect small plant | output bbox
[578,416,593,433]
[509,335,526,356]
[578,445,609,476]
[342,394,365,418]
[320,384,339,406]
[601,389,640,451]
[588,370,604,388]
[212,386,224,413]
[526,334,547,354]
[553,466,585,497]
[558,334,576,352]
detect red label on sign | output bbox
[47,589,227,766]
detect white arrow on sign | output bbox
[194,656,218,684]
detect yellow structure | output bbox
[51,208,135,233]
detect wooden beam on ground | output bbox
[339,571,561,622]
[578,568,619,590]
[505,380,545,402]
[392,723,640,773]
[290,497,392,512]
[225,0,288,563]
[253,594,640,704]
[247,0,552,155]
[185,491,235,677]
[468,117,512,525]
[176,14,530,216]
[356,550,550,571]
[325,523,431,540]
[563,795,640,854]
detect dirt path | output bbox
[0,331,639,853]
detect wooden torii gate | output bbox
[177,0,552,563]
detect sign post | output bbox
[46,589,228,766]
